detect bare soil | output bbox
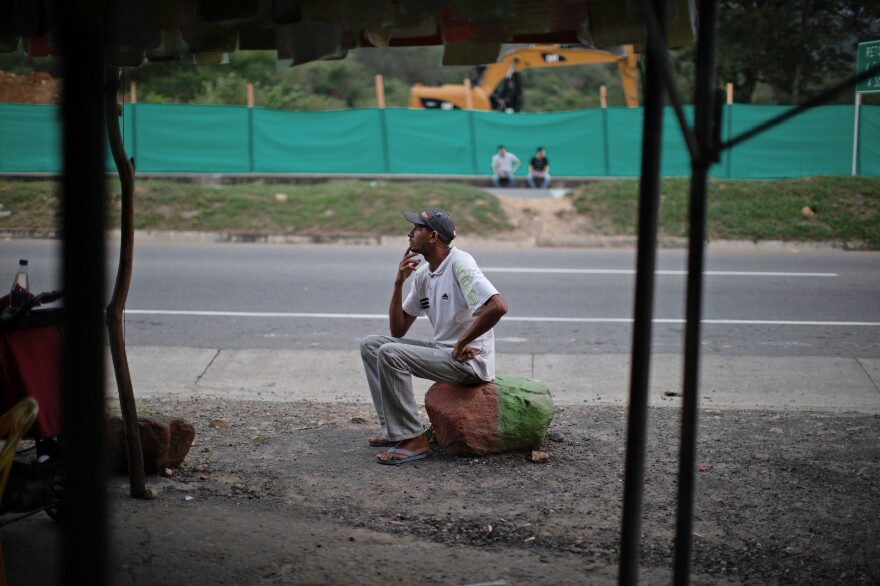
[493,194,597,244]
[95,396,880,585]
[0,71,60,104]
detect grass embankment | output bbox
[0,180,512,236]
[571,176,880,246]
[0,176,878,247]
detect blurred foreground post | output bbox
[59,1,110,583]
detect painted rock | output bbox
[107,415,196,473]
[424,375,554,456]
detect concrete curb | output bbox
[109,346,880,414]
[93,230,874,251]
[0,229,872,252]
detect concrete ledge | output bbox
[0,172,600,189]
[483,187,571,199]
[108,347,880,414]
[101,231,865,252]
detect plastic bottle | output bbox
[9,258,29,310]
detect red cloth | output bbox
[0,324,64,439]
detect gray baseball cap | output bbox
[402,208,456,244]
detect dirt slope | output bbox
[0,71,60,104]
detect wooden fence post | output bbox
[375,74,385,108]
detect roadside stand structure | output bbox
[0,1,877,584]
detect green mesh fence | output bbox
[1,102,877,177]
[254,108,386,173]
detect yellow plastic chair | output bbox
[0,398,39,586]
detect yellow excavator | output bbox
[408,45,639,112]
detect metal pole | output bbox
[601,96,611,176]
[129,81,138,170]
[619,0,667,583]
[725,100,733,178]
[59,1,110,584]
[247,84,255,173]
[674,1,719,583]
[852,92,862,176]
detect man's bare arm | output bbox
[389,248,419,337]
[452,293,508,361]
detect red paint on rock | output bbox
[107,416,196,473]
[425,381,499,456]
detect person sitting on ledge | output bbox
[491,145,521,187]
[527,147,551,189]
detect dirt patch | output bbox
[0,71,60,104]
[94,397,880,584]
[493,194,597,244]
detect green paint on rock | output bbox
[494,375,555,452]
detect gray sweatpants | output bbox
[359,335,482,442]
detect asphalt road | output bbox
[1,239,878,358]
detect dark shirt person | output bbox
[527,147,550,189]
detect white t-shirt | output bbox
[491,152,520,174]
[402,247,499,380]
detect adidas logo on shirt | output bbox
[442,293,449,300]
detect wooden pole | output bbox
[600,84,608,108]
[375,74,385,108]
[129,80,136,103]
[464,78,473,110]
[726,82,733,105]
[247,83,254,107]
[104,66,147,499]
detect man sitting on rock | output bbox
[359,208,508,465]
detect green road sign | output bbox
[857,40,880,93]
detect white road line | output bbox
[123,310,880,327]
[483,268,837,277]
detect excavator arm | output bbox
[615,47,640,109]
[409,44,640,111]
[478,46,634,98]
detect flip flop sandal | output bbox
[376,447,429,465]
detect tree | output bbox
[190,72,251,105]
[350,46,470,86]
[717,0,880,104]
[279,60,374,108]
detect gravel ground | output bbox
[72,397,880,585]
